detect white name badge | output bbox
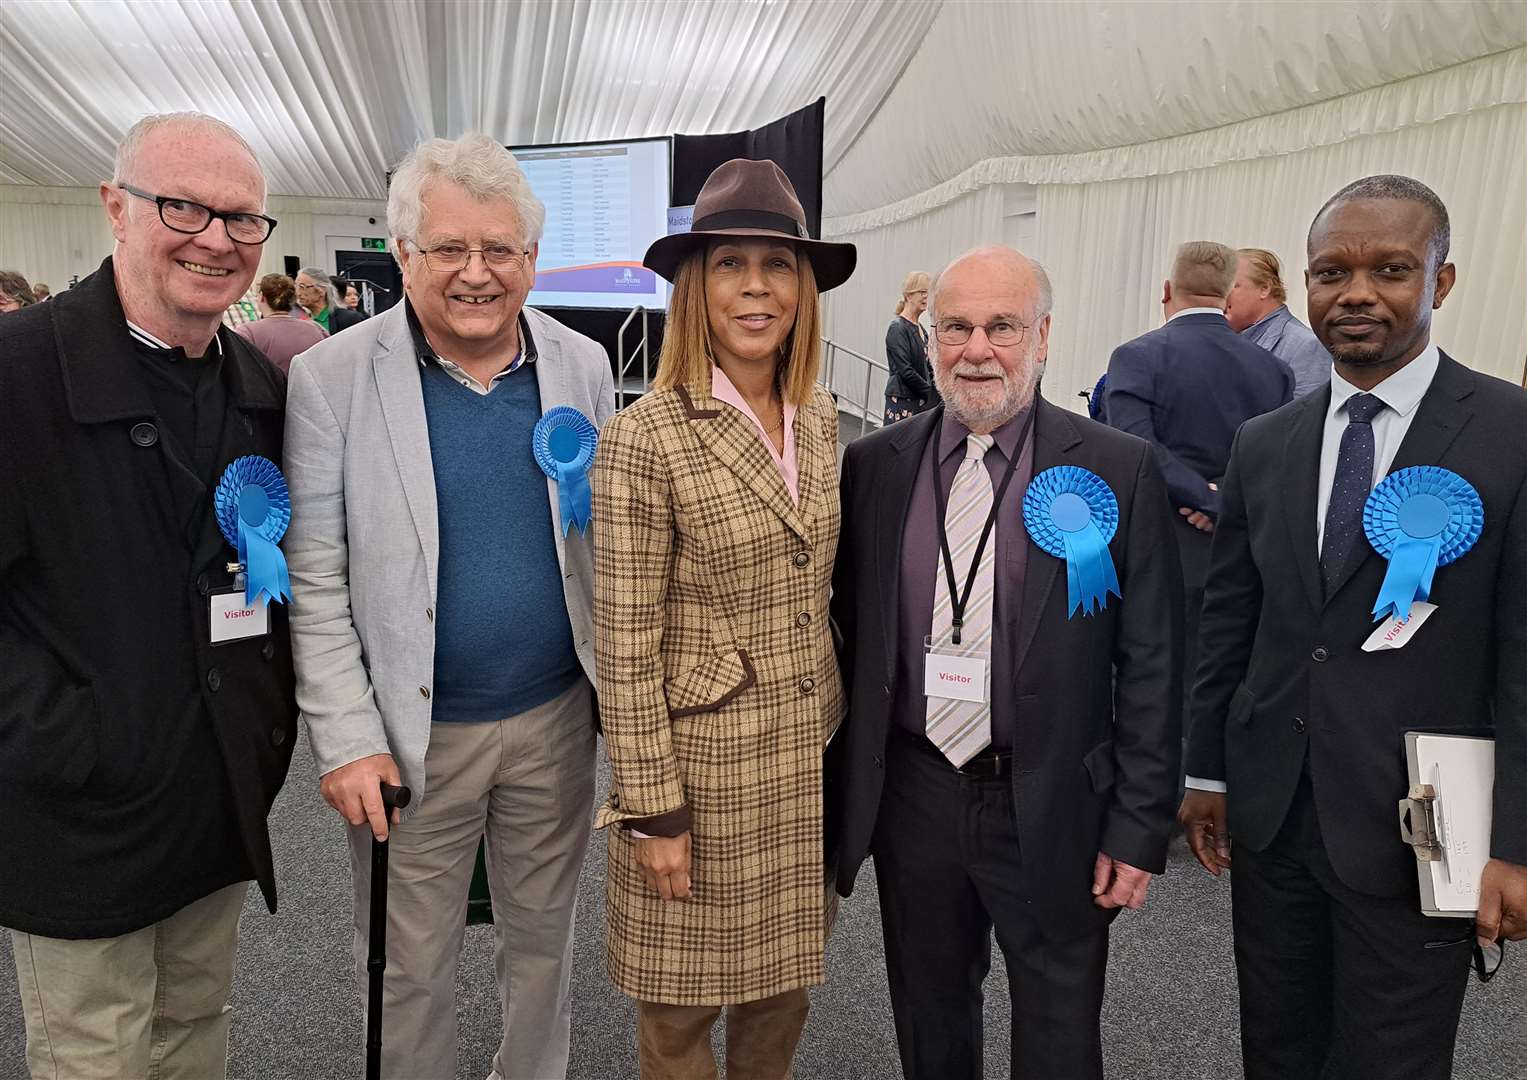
[210,590,270,645]
[1361,601,1438,653]
[925,652,988,704]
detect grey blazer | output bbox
[283,302,615,812]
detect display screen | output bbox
[508,137,672,311]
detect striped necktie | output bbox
[926,433,996,766]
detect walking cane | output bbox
[366,781,411,1080]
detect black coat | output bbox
[1187,354,1527,895]
[883,316,933,401]
[0,259,297,938]
[828,399,1183,940]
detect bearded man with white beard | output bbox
[827,245,1183,1079]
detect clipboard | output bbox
[1397,731,1494,917]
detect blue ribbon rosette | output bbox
[1363,465,1482,622]
[1023,466,1122,617]
[213,455,293,608]
[533,407,599,537]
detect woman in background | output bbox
[235,273,327,374]
[882,269,933,423]
[593,158,855,1080]
[0,270,38,313]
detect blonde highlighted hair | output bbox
[652,246,823,407]
[1236,247,1287,304]
[894,270,930,316]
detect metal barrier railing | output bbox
[822,337,888,441]
[615,306,650,411]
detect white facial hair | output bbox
[934,342,1043,433]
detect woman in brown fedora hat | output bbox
[591,157,855,1078]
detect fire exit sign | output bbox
[361,237,387,250]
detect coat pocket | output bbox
[665,649,757,719]
[1083,739,1116,793]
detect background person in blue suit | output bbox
[1104,241,1293,741]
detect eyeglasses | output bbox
[934,317,1030,347]
[118,184,277,245]
[413,243,531,273]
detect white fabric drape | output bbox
[826,0,1527,217]
[0,0,936,197]
[1036,102,1527,399]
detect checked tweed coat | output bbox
[592,377,845,1005]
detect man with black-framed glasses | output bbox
[0,112,296,1080]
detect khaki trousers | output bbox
[9,882,249,1080]
[348,677,595,1080]
[635,988,812,1080]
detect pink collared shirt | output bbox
[711,365,800,505]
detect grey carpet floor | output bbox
[2,729,1521,1079]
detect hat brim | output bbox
[643,227,857,293]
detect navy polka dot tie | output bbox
[1321,392,1386,596]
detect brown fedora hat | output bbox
[643,158,857,291]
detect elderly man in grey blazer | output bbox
[284,134,614,1080]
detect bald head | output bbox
[931,244,1052,324]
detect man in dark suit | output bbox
[1179,175,1527,1080]
[1104,241,1293,733]
[296,265,364,335]
[829,245,1182,1079]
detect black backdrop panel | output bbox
[671,97,825,238]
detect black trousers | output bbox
[1232,775,1474,1080]
[872,730,1108,1080]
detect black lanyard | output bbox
[931,402,1037,645]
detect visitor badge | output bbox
[924,635,989,704]
[1361,601,1438,652]
[210,587,270,645]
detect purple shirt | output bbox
[893,406,1035,751]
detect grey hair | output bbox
[931,245,1053,321]
[387,134,546,257]
[113,112,263,203]
[1309,174,1451,268]
[299,266,343,311]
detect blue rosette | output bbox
[1363,466,1482,622]
[1023,466,1122,618]
[533,407,599,537]
[213,455,292,608]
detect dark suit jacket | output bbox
[1187,354,1527,896]
[1104,312,1293,518]
[828,398,1183,939]
[328,305,365,335]
[0,258,297,938]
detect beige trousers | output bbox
[348,677,596,1080]
[9,882,249,1080]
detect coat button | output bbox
[206,668,222,692]
[1311,646,1329,662]
[261,640,275,661]
[1293,717,1307,734]
[426,607,434,622]
[271,726,287,747]
[419,686,430,699]
[793,552,810,568]
[796,612,811,628]
[130,422,159,447]
[196,572,211,596]
[872,754,883,768]
[610,793,620,808]
[882,684,891,698]
[799,677,816,695]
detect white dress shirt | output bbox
[1186,343,1442,793]
[1167,306,1227,323]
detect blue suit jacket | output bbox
[1103,312,1293,516]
